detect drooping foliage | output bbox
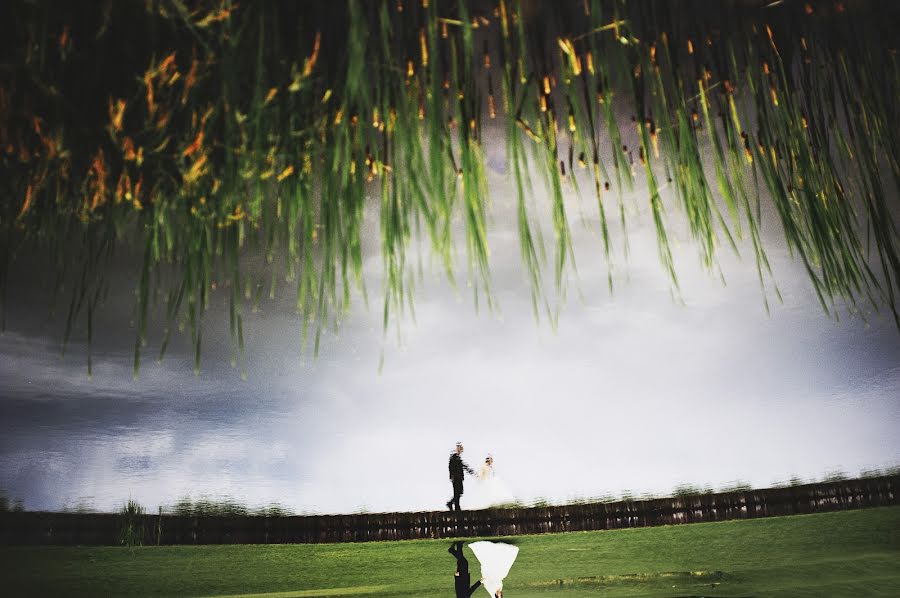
[1,0,897,375]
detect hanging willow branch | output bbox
[0,0,897,376]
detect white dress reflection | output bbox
[469,540,519,597]
[468,455,516,509]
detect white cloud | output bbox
[1,135,898,514]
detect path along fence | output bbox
[1,475,897,545]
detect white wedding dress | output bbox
[469,541,519,597]
[468,463,516,509]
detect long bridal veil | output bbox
[469,541,519,596]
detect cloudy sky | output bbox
[2,128,899,515]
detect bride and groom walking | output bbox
[447,442,514,511]
[446,443,520,596]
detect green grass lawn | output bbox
[3,507,899,597]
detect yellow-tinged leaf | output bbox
[728,95,742,132]
[153,137,170,153]
[277,165,294,182]
[419,28,428,67]
[196,6,234,28]
[184,154,208,184]
[200,104,215,126]
[516,118,541,142]
[109,98,126,132]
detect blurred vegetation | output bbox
[0,491,25,512]
[119,497,146,546]
[166,496,294,516]
[3,466,898,516]
[1,0,898,376]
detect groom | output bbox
[447,442,475,511]
[449,541,482,598]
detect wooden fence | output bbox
[1,475,896,546]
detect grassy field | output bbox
[2,507,899,597]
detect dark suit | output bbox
[449,542,481,598]
[448,452,475,511]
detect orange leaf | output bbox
[18,184,34,218]
[159,52,177,74]
[227,205,245,221]
[302,32,321,77]
[182,131,204,157]
[122,136,136,161]
[182,57,199,104]
[109,98,126,132]
[59,25,70,50]
[144,72,156,115]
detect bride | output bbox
[469,540,519,597]
[468,455,516,509]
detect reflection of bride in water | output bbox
[468,454,516,509]
[470,540,519,597]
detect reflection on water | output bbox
[0,392,307,514]
[168,496,294,517]
[450,540,519,598]
[449,541,480,597]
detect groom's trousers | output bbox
[449,479,463,511]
